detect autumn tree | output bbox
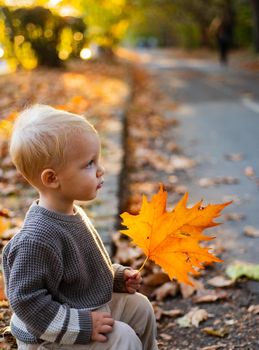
[0,5,86,68]
[251,0,259,51]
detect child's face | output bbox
[56,131,104,202]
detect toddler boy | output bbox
[2,105,158,350]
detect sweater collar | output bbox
[27,200,83,223]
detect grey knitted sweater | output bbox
[2,202,127,345]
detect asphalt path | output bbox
[139,49,259,264]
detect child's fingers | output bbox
[126,286,136,294]
[103,316,114,327]
[126,276,142,286]
[100,324,113,334]
[125,269,142,281]
[100,312,113,319]
[94,333,108,342]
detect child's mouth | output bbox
[97,181,104,189]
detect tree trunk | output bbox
[251,0,259,52]
[200,25,209,47]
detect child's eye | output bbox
[86,160,94,168]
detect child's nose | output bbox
[97,165,105,177]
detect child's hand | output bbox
[91,311,114,342]
[124,269,142,294]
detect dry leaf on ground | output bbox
[200,343,227,350]
[0,274,7,300]
[207,276,234,288]
[248,304,259,314]
[170,155,197,170]
[243,225,259,238]
[244,166,256,178]
[162,309,183,318]
[199,177,239,188]
[152,302,183,320]
[177,307,208,328]
[225,153,244,162]
[193,289,228,303]
[151,281,179,301]
[143,272,170,287]
[180,277,204,299]
[203,326,230,338]
[224,213,246,221]
[159,333,172,341]
[226,261,259,281]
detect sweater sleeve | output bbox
[5,240,92,345]
[112,263,131,292]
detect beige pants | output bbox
[16,293,158,350]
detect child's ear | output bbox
[40,169,59,188]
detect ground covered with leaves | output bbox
[0,57,130,349]
[0,52,259,350]
[114,63,259,350]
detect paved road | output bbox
[139,49,259,264]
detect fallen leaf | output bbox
[0,274,7,300]
[114,240,143,265]
[244,166,256,178]
[174,184,188,195]
[243,225,259,238]
[225,153,244,162]
[159,333,172,341]
[224,319,236,325]
[200,343,227,350]
[224,213,246,221]
[120,185,231,285]
[151,303,163,320]
[203,326,229,338]
[0,341,12,350]
[198,178,217,187]
[177,307,208,327]
[207,276,234,288]
[151,281,179,301]
[226,261,259,281]
[143,272,170,287]
[151,302,183,321]
[0,300,9,308]
[0,209,11,219]
[0,217,10,237]
[170,155,196,170]
[180,277,204,299]
[199,177,239,187]
[193,289,228,303]
[162,309,183,318]
[248,304,259,314]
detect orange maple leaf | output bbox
[120,185,231,285]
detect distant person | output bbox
[2,105,158,350]
[211,7,235,65]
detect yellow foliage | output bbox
[0,119,13,140]
[0,217,9,238]
[111,20,129,39]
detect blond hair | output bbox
[10,104,96,183]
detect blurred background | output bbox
[0,0,258,72]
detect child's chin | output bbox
[77,193,97,202]
[86,193,97,201]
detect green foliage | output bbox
[175,22,200,49]
[0,0,256,69]
[80,0,130,49]
[125,0,254,49]
[226,261,259,281]
[125,1,177,46]
[0,5,86,69]
[233,0,253,48]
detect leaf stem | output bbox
[138,256,149,273]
